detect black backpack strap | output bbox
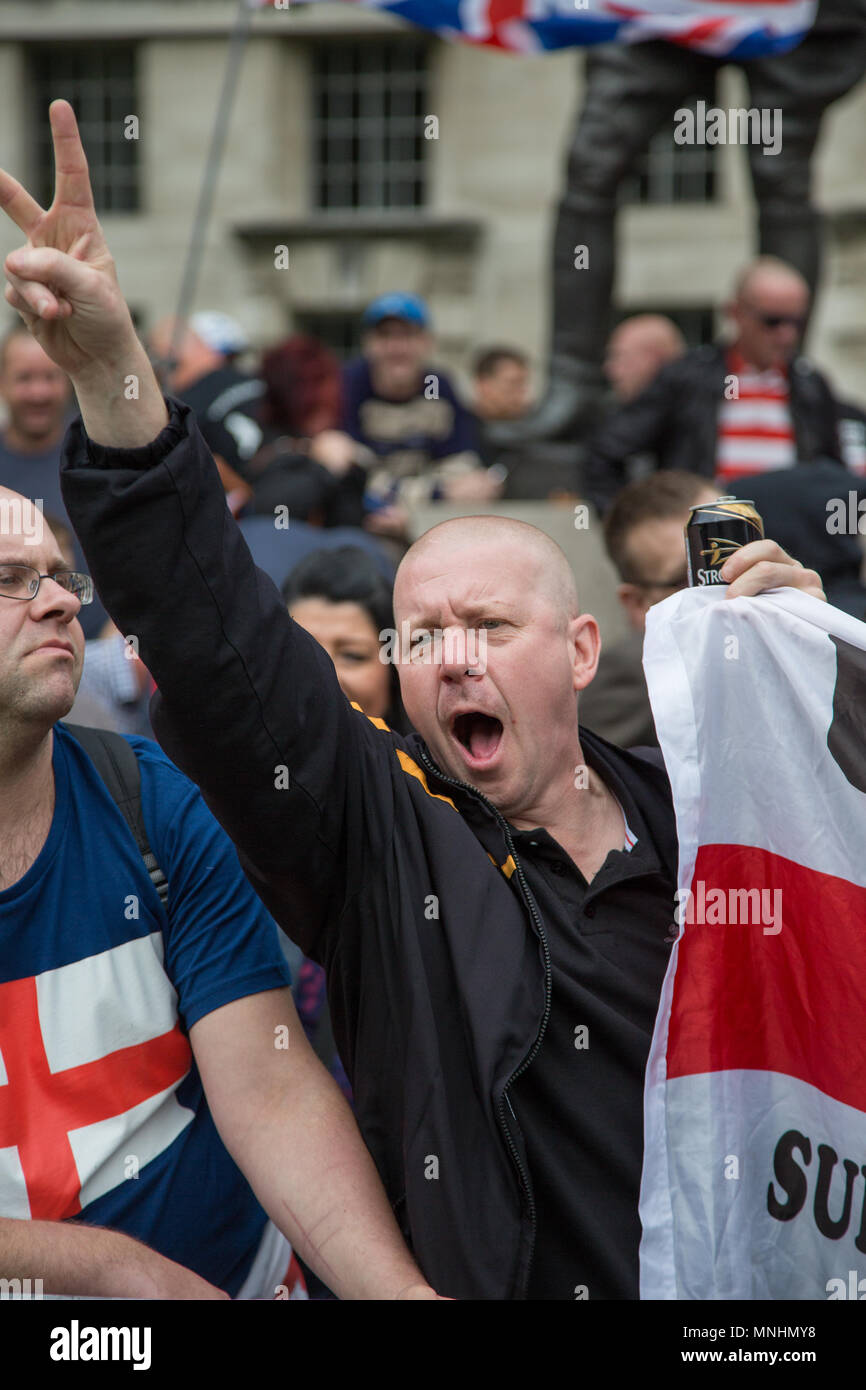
[60,722,169,911]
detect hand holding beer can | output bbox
[685,497,765,586]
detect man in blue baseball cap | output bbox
[360,292,430,332]
[311,292,502,542]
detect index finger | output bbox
[49,99,96,215]
[0,167,45,237]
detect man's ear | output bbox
[570,612,601,692]
[617,583,649,633]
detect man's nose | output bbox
[438,626,486,677]
[30,576,80,621]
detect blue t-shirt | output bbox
[340,357,479,465]
[0,723,292,1296]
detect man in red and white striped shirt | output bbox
[584,255,849,516]
[715,259,808,487]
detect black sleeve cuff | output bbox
[78,395,192,471]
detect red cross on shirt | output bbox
[0,974,192,1220]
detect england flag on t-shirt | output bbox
[639,585,866,1300]
[0,934,194,1222]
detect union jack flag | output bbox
[252,0,816,58]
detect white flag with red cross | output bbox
[639,585,866,1300]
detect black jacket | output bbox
[582,342,844,515]
[60,399,678,1300]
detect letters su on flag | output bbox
[639,586,866,1299]
[252,0,816,59]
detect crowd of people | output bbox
[0,88,863,1304]
[2,246,864,758]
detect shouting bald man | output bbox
[583,256,847,516]
[1,103,825,1300]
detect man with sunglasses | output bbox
[583,256,846,516]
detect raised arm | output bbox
[1,102,394,958]
[0,102,167,447]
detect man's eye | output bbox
[478,619,501,630]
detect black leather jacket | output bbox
[583,343,843,515]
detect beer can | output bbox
[685,497,764,587]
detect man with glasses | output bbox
[0,489,441,1300]
[582,256,846,516]
[579,472,719,748]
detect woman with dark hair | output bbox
[281,545,409,734]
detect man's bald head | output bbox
[605,315,686,402]
[728,257,809,371]
[0,484,48,550]
[395,515,580,630]
[733,256,809,306]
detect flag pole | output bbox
[166,0,258,367]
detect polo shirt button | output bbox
[584,904,596,918]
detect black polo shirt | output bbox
[510,732,677,1300]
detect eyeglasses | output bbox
[625,571,688,593]
[0,565,93,604]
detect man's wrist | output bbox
[71,340,169,449]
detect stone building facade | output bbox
[0,0,864,399]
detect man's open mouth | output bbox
[451,711,504,766]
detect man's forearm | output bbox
[226,1065,432,1300]
[0,1217,226,1299]
[71,336,168,448]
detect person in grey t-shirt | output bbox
[0,323,106,637]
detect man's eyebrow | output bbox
[406,599,514,628]
[0,555,69,570]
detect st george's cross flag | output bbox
[639,585,866,1300]
[253,1,816,59]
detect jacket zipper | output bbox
[417,747,553,1296]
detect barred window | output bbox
[620,93,718,206]
[311,40,428,211]
[30,45,140,214]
